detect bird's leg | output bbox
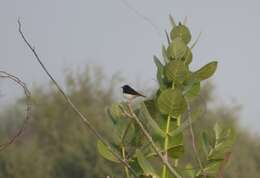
[127,98,134,116]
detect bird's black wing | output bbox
[127,86,145,97]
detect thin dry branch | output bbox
[17,19,137,177]
[124,100,182,178]
[0,71,31,151]
[119,0,161,36]
[185,97,205,177]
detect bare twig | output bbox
[124,100,182,178]
[17,19,137,177]
[119,0,161,36]
[0,71,31,151]
[185,97,205,177]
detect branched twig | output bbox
[123,100,182,178]
[17,19,137,177]
[0,71,31,151]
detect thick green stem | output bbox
[122,146,130,178]
[162,115,171,178]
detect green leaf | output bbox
[214,123,222,143]
[146,144,184,160]
[183,47,193,65]
[208,127,235,160]
[170,24,192,44]
[184,82,200,101]
[183,164,196,178]
[136,149,159,177]
[106,104,131,145]
[167,38,187,59]
[97,140,120,163]
[153,56,167,90]
[194,61,218,81]
[122,122,136,145]
[165,60,189,83]
[106,107,117,124]
[157,89,187,116]
[162,45,169,63]
[154,56,164,72]
[167,119,184,148]
[202,161,221,175]
[168,144,184,158]
[109,103,123,118]
[139,102,165,138]
[201,131,210,155]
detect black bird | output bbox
[121,85,145,100]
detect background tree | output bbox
[0,67,259,178]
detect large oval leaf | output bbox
[97,140,120,163]
[167,38,187,59]
[157,89,187,116]
[170,24,191,44]
[194,61,218,81]
[165,60,189,83]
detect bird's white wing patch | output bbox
[123,93,137,100]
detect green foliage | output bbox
[95,16,230,178]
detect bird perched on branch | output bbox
[121,85,145,100]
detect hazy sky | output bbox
[1,0,259,133]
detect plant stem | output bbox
[162,115,171,178]
[122,146,130,178]
[174,115,181,167]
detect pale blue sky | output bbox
[1,0,259,133]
